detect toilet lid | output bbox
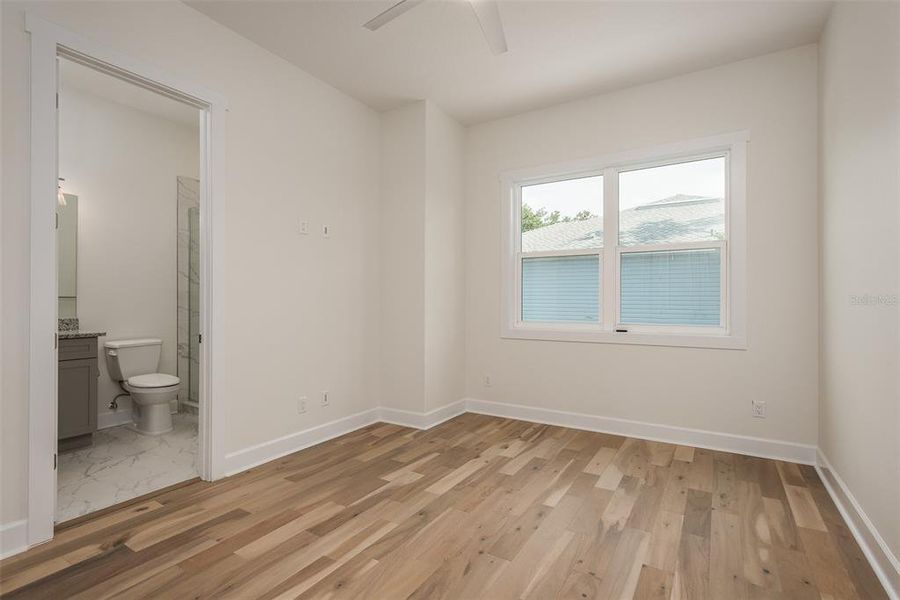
[127,373,180,388]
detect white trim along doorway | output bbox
[24,13,227,549]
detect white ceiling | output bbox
[60,58,200,128]
[188,0,832,125]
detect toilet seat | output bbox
[127,373,180,389]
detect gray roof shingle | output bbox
[521,195,724,252]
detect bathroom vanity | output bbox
[58,332,105,451]
[56,193,108,450]
[57,193,102,451]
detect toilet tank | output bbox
[104,338,162,381]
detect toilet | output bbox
[104,338,180,435]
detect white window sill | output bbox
[501,325,747,350]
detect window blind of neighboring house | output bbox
[522,255,600,322]
[620,248,721,326]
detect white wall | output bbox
[59,85,198,423]
[379,102,426,413]
[464,45,820,446]
[2,1,382,526]
[0,0,8,544]
[818,0,900,568]
[380,100,466,414]
[424,103,465,413]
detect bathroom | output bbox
[55,58,202,523]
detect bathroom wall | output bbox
[58,84,199,425]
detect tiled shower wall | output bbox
[176,176,200,411]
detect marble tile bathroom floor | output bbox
[56,412,199,524]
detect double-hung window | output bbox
[502,133,747,349]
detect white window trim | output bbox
[500,132,748,350]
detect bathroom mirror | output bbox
[58,194,78,318]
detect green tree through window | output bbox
[522,203,596,232]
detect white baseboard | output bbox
[223,408,382,476]
[97,409,134,430]
[379,401,467,430]
[816,450,900,600]
[97,405,186,430]
[224,402,467,477]
[218,397,819,482]
[0,519,27,560]
[464,398,817,465]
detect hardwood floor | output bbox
[0,414,887,599]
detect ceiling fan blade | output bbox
[363,0,427,31]
[469,0,508,54]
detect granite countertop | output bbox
[58,318,105,339]
[59,331,107,340]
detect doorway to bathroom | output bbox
[53,57,202,524]
[26,14,227,548]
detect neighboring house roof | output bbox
[521,194,724,252]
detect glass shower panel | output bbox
[177,176,200,411]
[188,206,200,405]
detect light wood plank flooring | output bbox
[0,414,887,599]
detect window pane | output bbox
[620,248,721,326]
[619,157,725,246]
[522,255,600,322]
[521,176,603,252]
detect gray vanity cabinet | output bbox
[58,337,99,451]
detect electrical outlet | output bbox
[751,400,766,418]
[321,391,329,407]
[299,220,309,235]
[483,375,493,387]
[298,396,307,414]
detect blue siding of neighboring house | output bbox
[522,255,600,322]
[620,248,721,326]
